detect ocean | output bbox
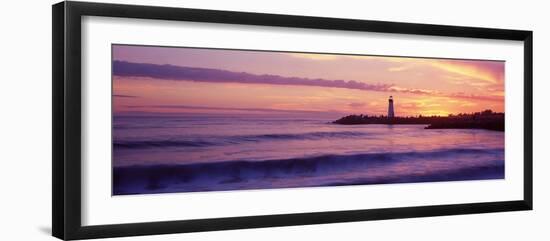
[112,115,504,195]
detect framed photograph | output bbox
[52,1,533,240]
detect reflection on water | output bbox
[112,115,504,195]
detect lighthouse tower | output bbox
[388,96,395,118]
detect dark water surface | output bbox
[112,115,504,195]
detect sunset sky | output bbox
[112,45,504,117]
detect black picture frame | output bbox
[52,1,533,240]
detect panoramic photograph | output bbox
[111,44,505,195]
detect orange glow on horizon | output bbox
[112,46,505,117]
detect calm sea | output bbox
[112,115,504,195]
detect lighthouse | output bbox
[388,96,395,118]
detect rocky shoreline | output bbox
[333,110,504,132]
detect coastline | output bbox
[333,110,504,132]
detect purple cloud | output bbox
[112,61,503,102]
[124,105,334,114]
[348,102,366,108]
[113,94,138,98]
[113,61,392,92]
[448,93,503,102]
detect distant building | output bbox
[388,96,395,118]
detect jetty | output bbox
[333,109,504,131]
